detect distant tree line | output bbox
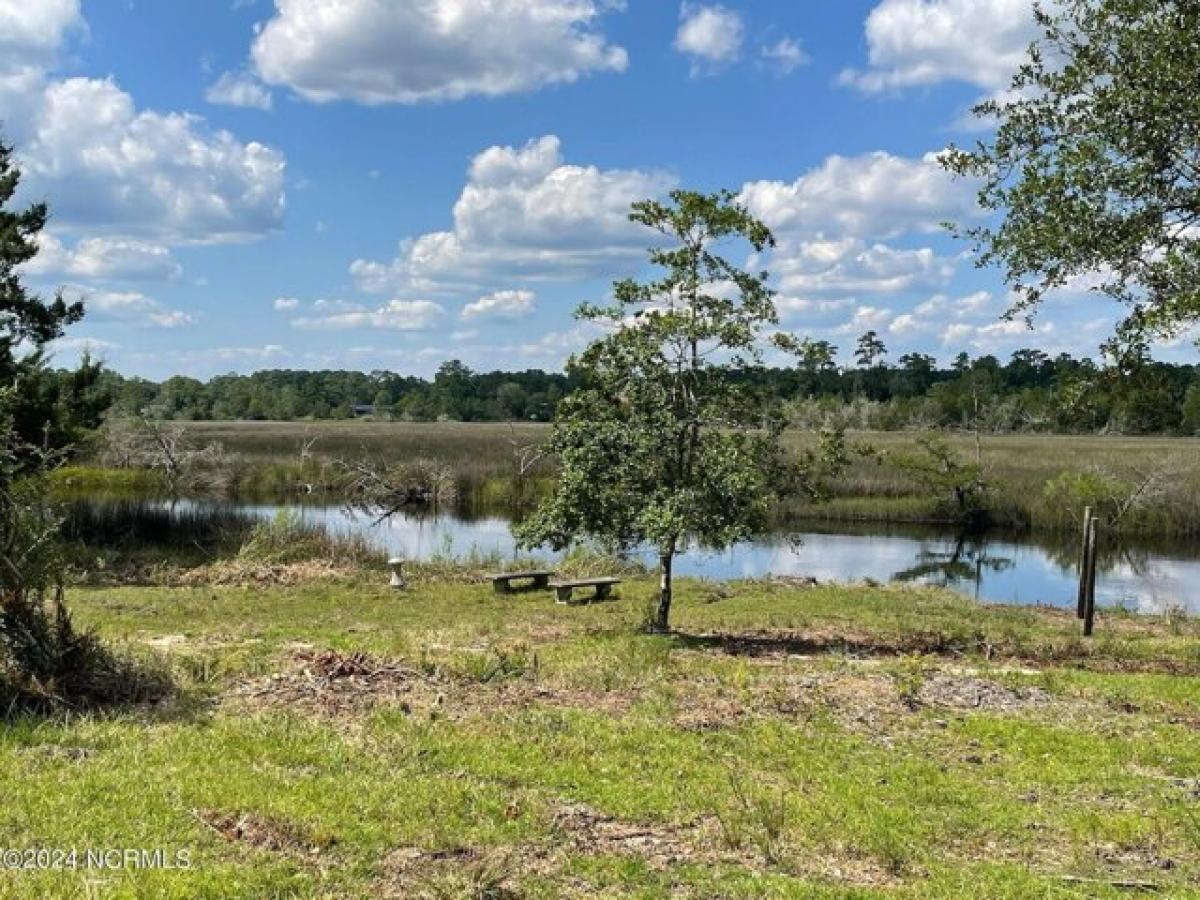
[94,361,576,424]
[59,337,1200,435]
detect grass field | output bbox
[3,567,1198,898]
[155,422,1200,534]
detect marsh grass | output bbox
[82,423,1200,535]
[181,420,549,483]
[236,510,382,567]
[789,430,1200,534]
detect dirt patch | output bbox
[668,664,1072,738]
[916,674,1051,712]
[520,622,575,643]
[195,808,335,857]
[549,802,703,866]
[229,650,634,722]
[497,682,634,718]
[229,650,439,717]
[1092,840,1180,875]
[144,634,190,648]
[379,804,712,898]
[23,744,93,763]
[672,692,750,732]
[378,802,906,896]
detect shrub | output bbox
[0,586,173,714]
[1,419,173,714]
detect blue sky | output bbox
[4,0,1192,380]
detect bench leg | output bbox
[493,581,510,595]
[533,575,549,589]
[595,584,611,602]
[555,587,572,605]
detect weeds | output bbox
[1164,604,1189,636]
[715,774,790,865]
[893,656,931,710]
[237,510,382,567]
[465,645,533,684]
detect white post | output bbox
[388,557,406,590]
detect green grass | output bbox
[50,465,166,497]
[2,572,1197,897]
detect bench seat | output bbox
[488,570,555,594]
[549,577,622,605]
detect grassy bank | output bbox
[790,431,1200,535]
[180,420,549,485]
[2,569,1197,897]
[73,422,1200,535]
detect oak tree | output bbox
[943,0,1200,354]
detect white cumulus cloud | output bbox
[23,234,182,281]
[461,289,536,320]
[350,135,675,295]
[0,3,286,246]
[65,286,195,329]
[4,76,286,244]
[837,305,895,334]
[205,70,273,109]
[740,150,978,241]
[291,298,445,331]
[760,36,808,75]
[674,3,744,74]
[774,238,956,296]
[0,0,82,69]
[840,0,1046,93]
[250,0,628,105]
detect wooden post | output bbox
[1076,506,1093,619]
[1083,518,1099,637]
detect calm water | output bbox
[85,498,1199,615]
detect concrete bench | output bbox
[550,577,621,605]
[488,570,555,594]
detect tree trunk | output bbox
[654,549,674,632]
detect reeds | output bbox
[73,423,1200,536]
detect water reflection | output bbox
[889,534,1016,597]
[66,498,1199,614]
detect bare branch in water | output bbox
[336,456,457,522]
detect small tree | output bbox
[854,330,887,369]
[797,338,838,376]
[515,190,841,631]
[1182,383,1200,435]
[884,435,990,526]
